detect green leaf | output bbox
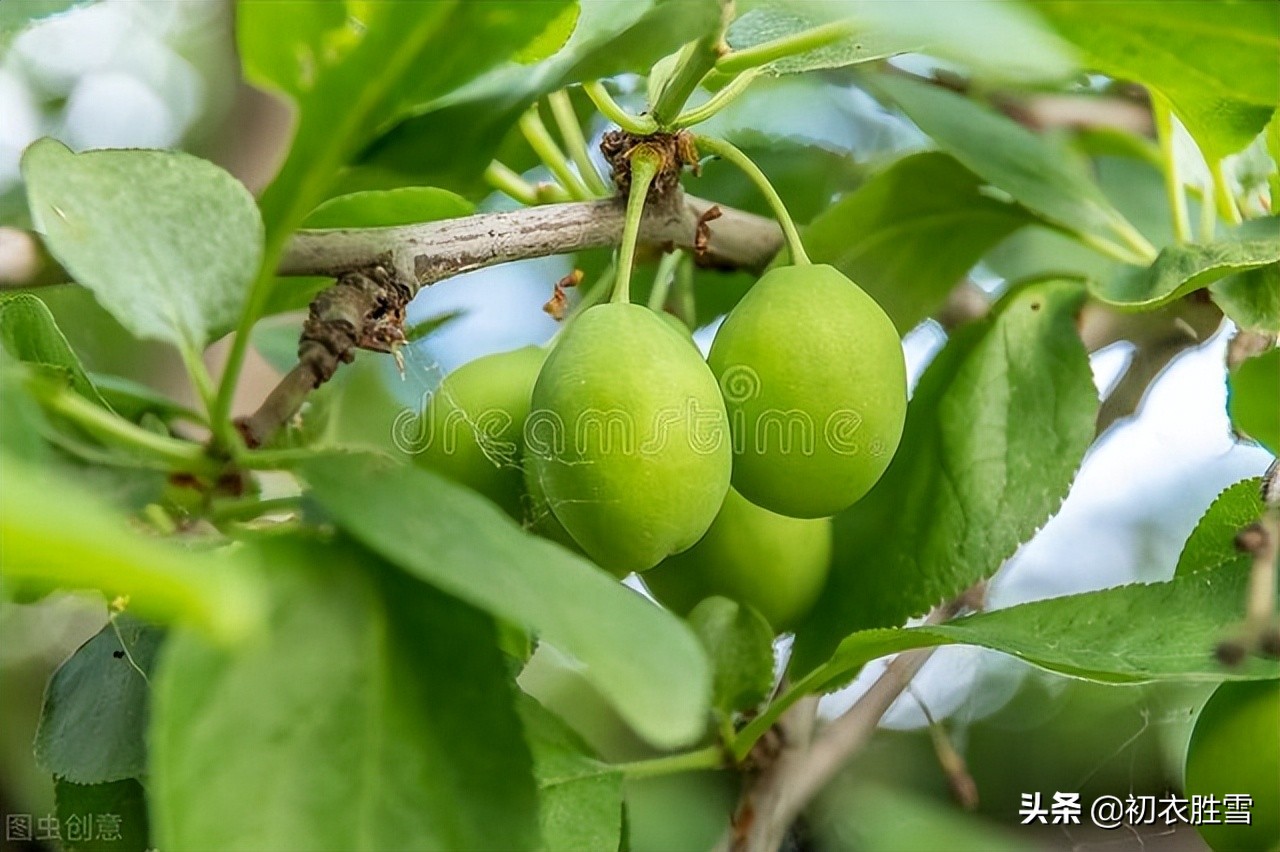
[301,187,475,229]
[1091,236,1280,311]
[54,778,150,852]
[724,4,920,76]
[240,0,571,243]
[1229,350,1280,452]
[516,3,581,64]
[875,75,1151,263]
[89,374,201,425]
[518,696,623,852]
[755,0,1076,83]
[794,282,1098,673]
[687,597,775,716]
[804,560,1279,692]
[815,784,1021,852]
[150,535,538,851]
[21,140,264,354]
[1090,244,1280,310]
[1176,478,1266,579]
[804,151,1033,332]
[1039,1,1280,160]
[0,352,51,463]
[35,616,162,784]
[304,455,711,750]
[0,293,107,407]
[0,454,264,641]
[1213,261,1280,334]
[345,0,722,196]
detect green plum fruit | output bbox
[644,487,831,632]
[413,346,545,519]
[526,303,732,574]
[1184,679,1279,852]
[708,264,907,518]
[521,458,591,561]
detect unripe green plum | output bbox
[413,346,545,519]
[644,488,831,632]
[708,264,906,518]
[1184,680,1279,852]
[521,458,591,560]
[659,310,693,338]
[526,303,731,575]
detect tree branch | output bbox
[237,193,781,447]
[1086,296,1224,434]
[730,596,973,851]
[277,194,781,285]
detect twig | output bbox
[731,598,970,851]
[235,265,413,447]
[1088,296,1223,434]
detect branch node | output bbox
[298,264,411,388]
[601,129,698,201]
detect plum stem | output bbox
[612,147,662,304]
[693,134,811,266]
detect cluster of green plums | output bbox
[415,263,906,632]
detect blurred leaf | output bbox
[21,140,263,354]
[89,374,200,425]
[804,151,1033,332]
[1213,262,1280,334]
[875,76,1149,262]
[519,696,623,852]
[516,3,580,64]
[815,784,1021,852]
[0,454,264,641]
[304,455,711,750]
[151,536,538,851]
[1269,111,1280,205]
[345,0,722,196]
[250,317,305,376]
[1209,217,1279,334]
[302,187,475,229]
[35,616,161,784]
[54,778,149,852]
[240,0,570,243]
[724,3,919,76]
[405,309,466,343]
[1090,237,1280,311]
[985,153,1179,285]
[0,352,50,462]
[794,282,1097,673]
[687,597,775,716]
[1176,478,1266,579]
[804,559,1279,691]
[0,293,107,407]
[1040,1,1280,160]
[1229,352,1280,453]
[750,0,1076,82]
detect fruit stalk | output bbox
[611,146,663,304]
[693,135,811,265]
[519,108,595,201]
[583,81,658,136]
